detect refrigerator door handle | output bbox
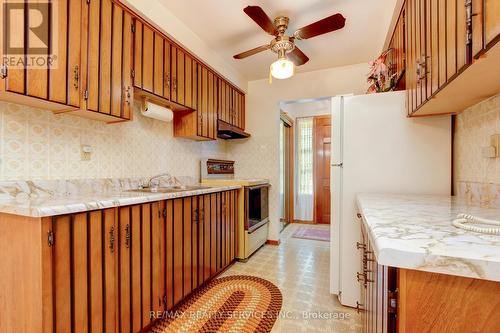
[332,163,343,167]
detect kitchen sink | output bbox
[127,185,212,194]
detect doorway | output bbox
[279,112,294,231]
[313,115,331,224]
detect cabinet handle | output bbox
[172,78,177,91]
[357,272,366,282]
[124,86,131,105]
[194,208,199,224]
[109,226,115,252]
[356,213,362,219]
[356,301,364,314]
[125,224,130,248]
[165,73,170,88]
[356,242,366,250]
[163,295,167,306]
[73,65,79,89]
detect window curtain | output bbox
[295,117,313,221]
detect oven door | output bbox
[244,184,270,233]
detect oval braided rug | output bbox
[150,275,283,333]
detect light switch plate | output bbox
[81,145,92,161]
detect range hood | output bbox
[217,120,251,139]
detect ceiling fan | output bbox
[233,6,346,80]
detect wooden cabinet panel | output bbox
[141,204,152,326]
[130,205,142,331]
[177,48,185,106]
[210,193,217,276]
[171,45,178,103]
[153,33,164,97]
[203,194,211,282]
[165,200,174,310]
[26,1,49,100]
[185,55,193,109]
[446,0,457,80]
[484,0,500,46]
[201,66,209,138]
[430,0,439,94]
[163,40,171,100]
[208,71,215,139]
[73,213,89,333]
[142,25,154,93]
[192,60,198,110]
[119,206,132,333]
[103,209,118,333]
[111,4,124,118]
[88,211,104,332]
[53,215,71,333]
[173,198,184,305]
[472,0,484,57]
[183,197,193,297]
[192,197,199,289]
[99,0,112,114]
[151,201,164,313]
[456,0,468,72]
[133,20,143,89]
[122,12,134,120]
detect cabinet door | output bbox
[133,19,143,89]
[141,203,152,326]
[199,66,209,138]
[192,59,198,110]
[197,195,205,285]
[130,205,142,330]
[210,193,217,276]
[173,198,183,305]
[430,0,439,94]
[84,0,128,119]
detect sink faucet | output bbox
[143,173,181,189]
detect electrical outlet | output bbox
[491,134,500,158]
[81,145,92,161]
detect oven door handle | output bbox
[246,184,270,191]
[247,218,270,234]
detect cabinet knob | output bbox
[165,73,170,87]
[356,242,366,250]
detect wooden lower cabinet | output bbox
[358,214,500,333]
[0,190,237,333]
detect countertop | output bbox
[356,193,500,282]
[0,178,241,217]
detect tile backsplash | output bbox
[0,101,227,181]
[454,93,500,207]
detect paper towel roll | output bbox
[141,100,173,122]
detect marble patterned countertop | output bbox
[356,193,500,282]
[0,178,241,217]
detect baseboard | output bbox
[293,219,315,224]
[266,239,280,246]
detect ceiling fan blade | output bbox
[294,13,346,40]
[243,6,277,35]
[288,47,309,66]
[233,44,271,59]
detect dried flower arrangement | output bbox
[366,48,397,94]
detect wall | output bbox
[227,63,369,241]
[122,0,246,91]
[0,101,226,181]
[454,93,500,207]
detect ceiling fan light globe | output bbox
[270,58,294,79]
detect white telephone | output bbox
[452,214,500,235]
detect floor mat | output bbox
[291,226,330,242]
[150,275,283,333]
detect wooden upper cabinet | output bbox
[0,0,82,111]
[80,0,132,122]
[387,8,406,90]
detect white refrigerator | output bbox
[329,91,451,307]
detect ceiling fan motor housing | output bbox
[270,36,295,57]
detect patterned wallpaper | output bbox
[454,93,500,207]
[0,101,227,181]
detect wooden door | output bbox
[314,116,331,224]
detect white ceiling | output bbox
[159,0,398,81]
